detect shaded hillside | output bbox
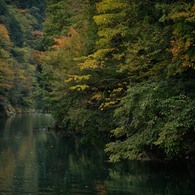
[0,0,45,116]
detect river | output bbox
[0,114,195,194]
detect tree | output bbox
[0,0,46,114]
[104,0,195,161]
[39,0,195,160]
[170,2,195,69]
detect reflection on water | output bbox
[0,114,195,195]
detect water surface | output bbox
[0,114,195,194]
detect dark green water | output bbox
[0,114,195,195]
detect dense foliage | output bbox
[0,0,45,116]
[38,0,195,161]
[1,0,195,161]
[37,0,115,139]
[106,77,195,161]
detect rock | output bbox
[0,98,15,117]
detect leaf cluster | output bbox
[106,78,195,161]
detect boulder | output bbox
[0,99,15,117]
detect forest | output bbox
[1,0,195,162]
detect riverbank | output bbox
[0,101,40,118]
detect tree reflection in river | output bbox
[0,114,54,194]
[0,114,195,194]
